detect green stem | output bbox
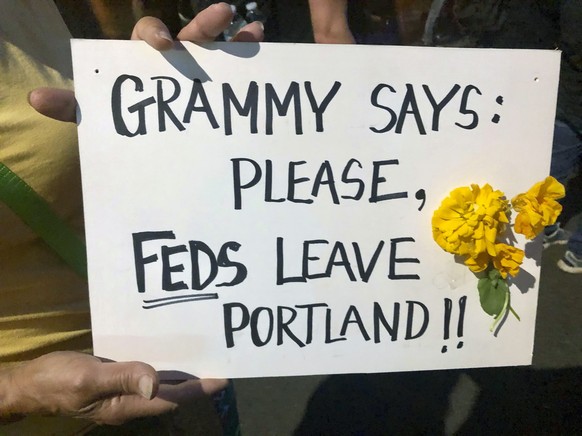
[490,288,509,332]
[509,305,521,321]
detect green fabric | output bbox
[0,162,87,278]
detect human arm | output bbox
[307,0,355,44]
[0,351,227,425]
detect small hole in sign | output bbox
[95,69,100,74]
[533,77,539,82]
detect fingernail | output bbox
[157,30,173,42]
[27,89,39,106]
[138,375,154,400]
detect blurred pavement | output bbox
[234,210,582,435]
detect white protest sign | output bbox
[72,40,560,378]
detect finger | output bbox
[89,393,176,425]
[90,379,228,425]
[94,361,160,400]
[131,16,174,51]
[28,88,77,123]
[231,21,265,43]
[199,378,230,396]
[156,378,229,404]
[177,2,233,42]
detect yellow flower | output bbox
[464,252,491,273]
[492,243,524,278]
[432,184,509,258]
[511,176,565,239]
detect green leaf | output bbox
[488,268,502,281]
[478,270,509,317]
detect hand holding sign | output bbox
[0,351,227,425]
[28,2,264,123]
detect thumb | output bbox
[95,361,160,400]
[131,16,174,50]
[28,88,77,123]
